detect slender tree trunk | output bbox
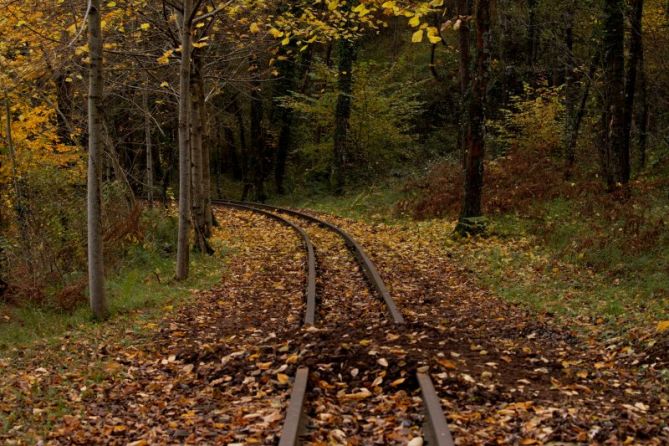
[189,56,212,254]
[566,52,599,178]
[231,96,252,200]
[602,0,627,189]
[563,1,578,177]
[249,55,267,202]
[202,119,213,233]
[637,41,649,169]
[225,127,242,180]
[273,56,296,195]
[527,0,539,70]
[143,83,154,206]
[623,0,644,177]
[457,0,472,167]
[176,0,193,280]
[3,90,21,215]
[332,39,355,195]
[456,0,490,236]
[87,0,107,319]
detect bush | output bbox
[0,167,148,310]
[401,83,570,219]
[279,60,426,188]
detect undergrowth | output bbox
[0,207,225,350]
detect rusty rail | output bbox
[212,200,453,446]
[217,200,404,324]
[214,200,317,325]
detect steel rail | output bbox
[212,200,453,446]
[215,199,405,325]
[214,200,317,325]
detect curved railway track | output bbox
[212,199,454,446]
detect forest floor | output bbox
[1,206,669,445]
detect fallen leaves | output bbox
[3,206,668,445]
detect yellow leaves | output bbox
[430,0,445,6]
[75,44,89,56]
[249,22,260,34]
[411,29,423,43]
[192,41,208,49]
[276,373,289,385]
[353,4,370,17]
[427,27,441,44]
[157,49,173,65]
[327,0,339,11]
[106,1,116,7]
[390,377,405,387]
[657,320,669,332]
[140,23,150,31]
[338,388,372,400]
[281,36,290,46]
[269,27,283,38]
[408,15,421,27]
[437,358,457,369]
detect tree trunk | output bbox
[637,40,649,170]
[143,83,154,205]
[202,120,213,234]
[527,0,539,70]
[602,0,627,189]
[86,0,108,319]
[563,1,578,177]
[456,0,490,236]
[273,56,296,195]
[332,39,355,195]
[190,56,212,254]
[457,0,472,167]
[176,0,193,280]
[623,0,644,177]
[565,51,599,178]
[249,55,267,202]
[4,90,21,219]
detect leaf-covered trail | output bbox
[1,207,668,445]
[270,215,424,444]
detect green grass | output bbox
[0,249,223,350]
[272,176,412,223]
[277,179,669,334]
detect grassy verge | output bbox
[272,176,412,222]
[0,246,224,351]
[286,180,669,335]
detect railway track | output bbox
[213,200,454,446]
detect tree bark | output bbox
[602,0,628,189]
[456,0,490,236]
[563,1,578,177]
[176,0,193,280]
[143,83,154,205]
[4,90,21,217]
[87,0,108,319]
[637,39,649,169]
[527,0,539,69]
[623,0,644,176]
[332,39,355,195]
[189,56,213,254]
[457,0,472,167]
[249,55,267,202]
[273,56,296,195]
[565,51,599,178]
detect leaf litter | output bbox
[1,207,668,445]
